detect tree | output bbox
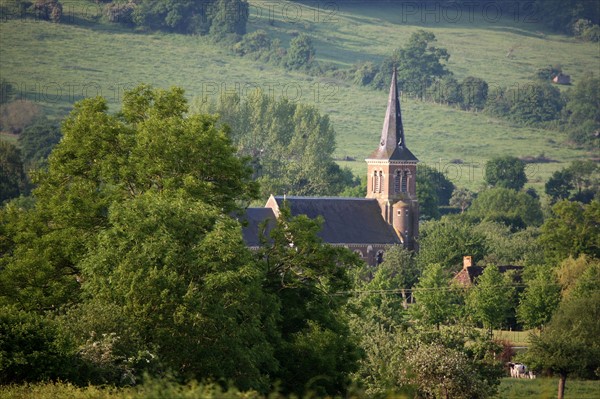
[517,265,561,329]
[473,221,544,266]
[372,30,450,95]
[131,0,248,35]
[416,164,455,220]
[545,169,575,204]
[449,187,474,213]
[0,85,258,314]
[285,34,316,70]
[77,191,275,389]
[540,200,600,262]
[460,76,488,110]
[563,73,599,147]
[435,76,463,106]
[195,90,352,198]
[510,81,563,124]
[405,339,500,399]
[359,245,418,325]
[484,156,527,190]
[0,141,27,203]
[209,0,249,37]
[467,265,516,334]
[258,207,361,396]
[568,160,599,203]
[0,305,75,384]
[410,263,462,329]
[17,117,62,170]
[467,187,543,228]
[556,255,599,299]
[417,217,488,273]
[526,292,600,399]
[31,0,62,22]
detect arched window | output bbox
[378,171,383,193]
[371,170,376,193]
[375,171,381,193]
[401,170,408,192]
[394,170,401,193]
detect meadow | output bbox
[1,0,598,191]
[493,378,600,399]
[1,378,599,399]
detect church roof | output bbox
[368,68,418,162]
[238,207,277,247]
[268,196,401,245]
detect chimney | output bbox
[463,256,473,270]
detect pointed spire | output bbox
[368,68,418,161]
[382,67,405,149]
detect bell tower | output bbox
[366,68,419,249]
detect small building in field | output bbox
[552,73,571,85]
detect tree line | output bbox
[2,84,599,399]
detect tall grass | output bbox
[2,379,599,399]
[494,378,600,399]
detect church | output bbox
[242,70,420,266]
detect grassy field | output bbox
[493,329,530,347]
[494,377,600,399]
[1,378,599,399]
[1,0,597,191]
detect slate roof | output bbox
[368,67,419,162]
[238,207,277,247]
[269,196,400,245]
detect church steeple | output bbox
[369,68,418,162]
[365,68,419,250]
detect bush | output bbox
[104,2,135,25]
[0,306,75,384]
[285,34,316,71]
[31,0,62,22]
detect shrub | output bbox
[0,306,75,384]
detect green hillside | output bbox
[1,0,598,190]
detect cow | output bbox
[508,362,528,378]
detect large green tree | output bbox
[417,217,488,273]
[0,85,258,313]
[467,187,543,228]
[410,263,462,329]
[540,199,600,262]
[258,207,361,396]
[517,264,561,330]
[545,161,599,204]
[526,291,600,399]
[466,265,516,334]
[372,30,450,95]
[563,73,600,147]
[76,192,275,389]
[195,89,354,198]
[416,164,455,220]
[131,0,248,35]
[484,156,527,191]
